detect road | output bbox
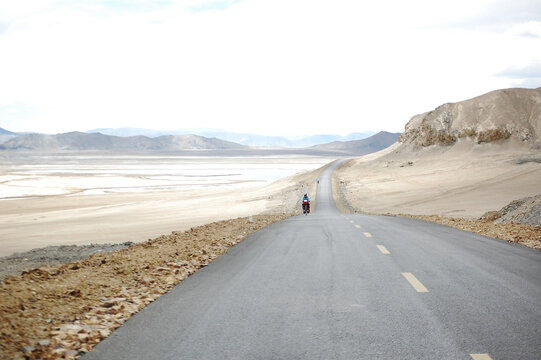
[85,160,541,359]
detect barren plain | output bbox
[335,140,541,218]
[0,154,333,257]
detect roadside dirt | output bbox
[336,187,540,250]
[0,243,134,281]
[387,214,541,250]
[0,214,292,360]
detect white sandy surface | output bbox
[335,139,541,218]
[0,155,332,257]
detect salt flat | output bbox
[0,154,333,257]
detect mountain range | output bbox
[0,128,400,156]
[4,87,538,155]
[311,131,402,154]
[86,128,376,148]
[0,132,245,152]
[0,127,18,144]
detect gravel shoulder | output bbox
[0,243,134,281]
[335,175,541,250]
[384,214,541,250]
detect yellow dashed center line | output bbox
[377,245,390,254]
[470,354,493,360]
[402,272,429,293]
[355,224,361,229]
[363,232,372,238]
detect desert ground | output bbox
[2,142,540,359]
[334,139,541,218]
[2,88,539,359]
[0,155,332,257]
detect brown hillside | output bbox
[399,88,541,147]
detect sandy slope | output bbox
[335,139,541,218]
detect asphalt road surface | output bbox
[85,160,541,359]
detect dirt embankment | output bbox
[0,214,292,360]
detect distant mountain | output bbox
[86,128,376,147]
[0,127,17,135]
[88,127,176,138]
[0,127,19,144]
[0,132,246,152]
[311,131,401,155]
[399,87,541,148]
[0,129,399,156]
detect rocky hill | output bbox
[0,132,246,151]
[310,131,400,155]
[398,88,541,148]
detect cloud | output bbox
[507,21,541,38]
[427,0,541,32]
[497,62,541,78]
[184,0,244,12]
[515,78,541,89]
[0,20,9,35]
[72,0,177,16]
[0,102,36,132]
[0,0,539,135]
[496,61,541,88]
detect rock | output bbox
[480,211,502,222]
[38,339,51,347]
[102,297,127,308]
[21,345,35,353]
[69,289,82,297]
[494,195,541,226]
[155,266,172,272]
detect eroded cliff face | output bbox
[398,88,541,147]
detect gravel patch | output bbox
[492,194,541,226]
[0,243,134,281]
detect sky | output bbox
[0,0,540,136]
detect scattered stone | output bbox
[21,346,35,354]
[0,214,292,359]
[393,214,540,250]
[38,339,50,347]
[494,194,541,226]
[0,242,135,280]
[480,211,502,222]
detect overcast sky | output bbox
[1,0,540,136]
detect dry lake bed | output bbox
[0,154,334,257]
